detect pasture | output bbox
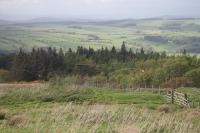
[0,19,200,53]
[0,82,200,133]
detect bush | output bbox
[185,68,200,87]
[39,95,54,102]
[65,89,94,103]
[0,69,10,82]
[157,105,170,113]
[0,112,6,120]
[9,116,25,126]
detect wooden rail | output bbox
[164,89,190,107]
[66,80,161,91]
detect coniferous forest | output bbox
[0,42,200,88]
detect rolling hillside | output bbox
[0,19,200,53]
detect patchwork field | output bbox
[0,19,200,53]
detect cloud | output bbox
[0,0,199,20]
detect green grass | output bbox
[0,87,166,109]
[0,103,200,133]
[0,84,200,133]
[92,89,165,104]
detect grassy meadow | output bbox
[0,19,200,53]
[0,82,200,133]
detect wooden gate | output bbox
[164,89,190,107]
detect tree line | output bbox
[0,42,199,88]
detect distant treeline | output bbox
[144,35,200,53]
[0,42,200,88]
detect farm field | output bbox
[0,83,200,133]
[0,19,200,53]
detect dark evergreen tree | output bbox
[120,41,128,62]
[111,46,117,54]
[68,48,72,53]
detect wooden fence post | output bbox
[171,88,174,104]
[139,84,141,92]
[184,93,189,107]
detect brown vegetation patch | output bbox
[119,126,140,133]
[0,82,45,90]
[8,115,26,126]
[176,110,200,119]
[157,105,170,113]
[188,110,200,116]
[0,112,6,120]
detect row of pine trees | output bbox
[11,43,166,81]
[2,42,199,88]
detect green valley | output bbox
[0,19,200,53]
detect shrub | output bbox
[157,105,170,113]
[185,68,200,87]
[0,112,6,120]
[39,95,54,102]
[9,116,25,126]
[65,89,94,103]
[0,69,10,82]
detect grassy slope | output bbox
[0,84,200,132]
[0,19,200,53]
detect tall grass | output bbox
[0,82,199,132]
[1,103,200,133]
[0,81,166,108]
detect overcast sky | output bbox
[0,0,199,20]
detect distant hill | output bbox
[0,17,136,27]
[0,18,200,54]
[1,17,198,26]
[26,17,68,23]
[156,15,198,20]
[87,19,137,27]
[0,19,14,25]
[17,18,137,27]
